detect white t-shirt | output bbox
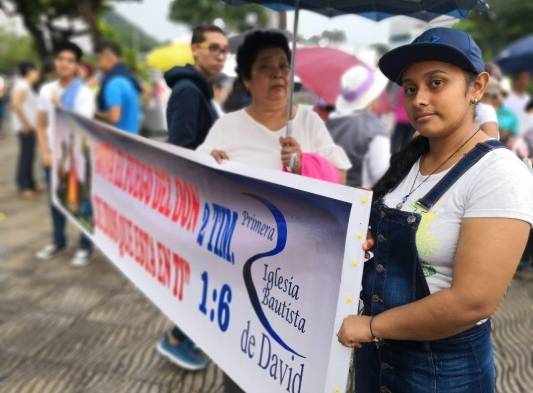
[11,78,38,132]
[520,113,533,134]
[362,135,390,189]
[197,106,352,171]
[475,102,498,126]
[38,80,95,146]
[383,147,533,294]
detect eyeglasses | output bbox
[200,43,229,57]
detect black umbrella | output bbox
[495,35,533,75]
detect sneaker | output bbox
[156,335,209,371]
[35,244,64,260]
[70,249,91,267]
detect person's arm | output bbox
[373,218,528,339]
[339,170,347,185]
[36,110,50,166]
[166,85,202,148]
[10,88,31,131]
[338,218,529,345]
[338,158,533,345]
[95,79,122,124]
[96,106,121,124]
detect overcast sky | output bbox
[113,0,392,46]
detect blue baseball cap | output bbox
[378,27,484,84]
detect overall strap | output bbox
[416,140,506,211]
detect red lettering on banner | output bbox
[172,253,191,301]
[156,242,172,287]
[93,143,200,232]
[142,165,154,206]
[152,169,172,218]
[172,179,200,232]
[93,194,191,302]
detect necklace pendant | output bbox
[396,195,408,210]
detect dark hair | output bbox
[236,30,291,82]
[18,62,36,77]
[373,69,478,201]
[373,136,430,201]
[191,24,226,45]
[54,41,83,62]
[94,41,121,57]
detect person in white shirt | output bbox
[198,29,350,393]
[35,42,96,267]
[337,27,532,393]
[10,62,40,197]
[198,30,351,181]
[505,70,531,132]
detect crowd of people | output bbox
[2,41,143,267]
[1,23,532,393]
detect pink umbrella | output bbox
[295,47,363,106]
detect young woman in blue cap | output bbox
[337,27,533,393]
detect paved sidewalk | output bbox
[0,133,531,393]
[0,134,224,393]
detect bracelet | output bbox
[369,315,382,343]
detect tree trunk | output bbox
[15,1,50,60]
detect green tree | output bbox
[168,0,269,32]
[0,28,38,72]
[0,0,140,60]
[102,11,159,53]
[455,0,533,59]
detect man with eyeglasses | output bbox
[156,24,228,371]
[164,24,228,148]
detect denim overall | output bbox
[356,140,505,393]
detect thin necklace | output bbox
[396,128,481,210]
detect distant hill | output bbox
[103,11,161,52]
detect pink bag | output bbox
[285,153,341,184]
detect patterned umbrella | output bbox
[224,0,488,21]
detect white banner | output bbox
[53,108,372,393]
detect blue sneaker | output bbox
[156,334,209,371]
